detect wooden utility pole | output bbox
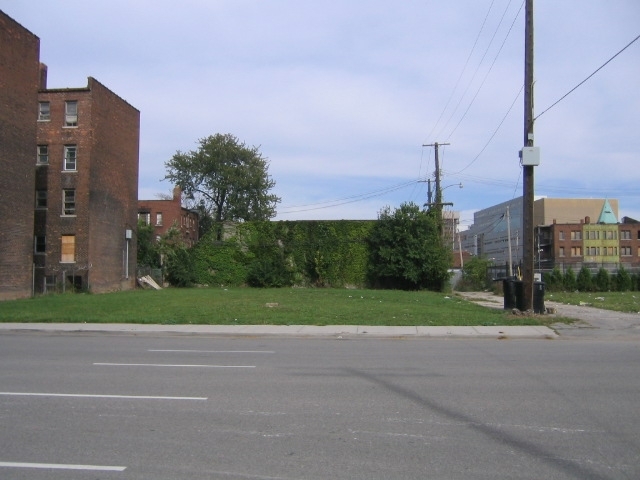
[422,142,450,211]
[522,0,535,310]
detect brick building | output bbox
[138,186,199,247]
[0,12,40,300]
[538,203,640,273]
[35,74,140,293]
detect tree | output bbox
[165,133,280,238]
[563,267,577,291]
[595,267,610,292]
[615,266,632,292]
[576,265,593,292]
[137,219,160,268]
[367,202,451,291]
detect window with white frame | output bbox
[621,230,631,240]
[63,189,76,215]
[64,145,77,171]
[38,102,50,121]
[37,145,49,165]
[156,212,163,226]
[138,212,150,225]
[621,246,632,256]
[64,101,78,126]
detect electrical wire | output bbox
[445,1,524,141]
[423,0,496,143]
[435,0,519,140]
[535,33,640,122]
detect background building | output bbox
[35,75,140,293]
[138,186,199,247]
[460,196,639,276]
[0,12,40,300]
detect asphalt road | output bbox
[1,333,639,479]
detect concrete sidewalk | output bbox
[0,322,558,339]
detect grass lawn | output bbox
[546,291,640,313]
[0,287,559,326]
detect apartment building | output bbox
[138,186,199,247]
[538,201,640,273]
[35,75,140,293]
[0,12,40,300]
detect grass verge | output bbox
[546,291,640,313]
[0,287,558,326]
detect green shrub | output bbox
[563,267,577,291]
[615,266,633,292]
[576,266,593,292]
[595,267,610,292]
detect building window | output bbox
[35,190,47,209]
[37,145,49,165]
[621,246,632,256]
[558,231,565,241]
[571,246,582,257]
[587,231,600,240]
[559,247,565,257]
[64,145,77,171]
[64,101,78,126]
[570,231,582,240]
[34,235,46,254]
[38,102,50,121]
[61,235,75,263]
[156,212,163,226]
[138,212,150,225]
[63,189,76,215]
[621,230,631,240]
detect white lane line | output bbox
[148,349,274,354]
[94,362,255,368]
[0,461,126,471]
[0,392,207,400]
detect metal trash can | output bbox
[533,281,545,314]
[514,280,525,311]
[503,277,516,310]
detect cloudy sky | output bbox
[3,1,639,228]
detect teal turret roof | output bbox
[597,199,618,224]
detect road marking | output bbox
[0,461,126,471]
[148,349,274,354]
[0,392,207,400]
[94,362,256,368]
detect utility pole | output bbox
[422,142,451,211]
[507,206,513,277]
[522,0,535,310]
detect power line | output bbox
[535,33,640,122]
[445,1,525,141]
[424,0,497,142]
[277,179,420,215]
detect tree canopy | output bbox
[165,134,280,231]
[367,202,451,291]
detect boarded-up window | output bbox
[61,235,75,263]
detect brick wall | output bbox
[36,78,139,293]
[0,12,39,300]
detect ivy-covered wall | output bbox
[191,220,375,287]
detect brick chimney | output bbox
[172,186,182,202]
[39,63,47,90]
